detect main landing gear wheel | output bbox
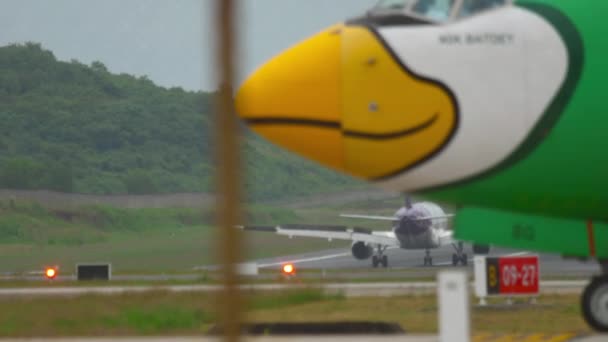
[582,275,608,332]
[381,255,388,268]
[451,254,468,266]
[451,242,468,266]
[423,249,433,266]
[424,256,433,266]
[371,245,388,268]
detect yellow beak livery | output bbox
[236,24,458,180]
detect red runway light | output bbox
[45,267,57,279]
[282,263,295,276]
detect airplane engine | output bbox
[473,244,491,255]
[351,241,373,260]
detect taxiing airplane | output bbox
[241,198,489,268]
[235,0,608,331]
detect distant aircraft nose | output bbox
[236,23,457,181]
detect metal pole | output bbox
[214,0,242,341]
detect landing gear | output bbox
[582,261,608,332]
[451,242,468,266]
[371,245,388,268]
[423,249,433,266]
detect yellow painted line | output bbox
[472,333,494,342]
[471,334,577,342]
[544,333,577,342]
[522,333,545,342]
[491,335,517,342]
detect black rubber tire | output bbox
[582,276,608,332]
[452,254,458,266]
[382,255,388,268]
[372,255,379,268]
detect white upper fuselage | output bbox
[376,6,567,190]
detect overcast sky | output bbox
[0,0,377,91]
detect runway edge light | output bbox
[282,263,296,276]
[45,267,58,280]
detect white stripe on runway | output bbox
[258,247,400,268]
[258,252,352,268]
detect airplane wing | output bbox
[413,214,455,221]
[339,214,454,221]
[339,214,398,221]
[438,229,455,246]
[238,224,400,247]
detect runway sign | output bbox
[237,262,258,276]
[475,255,539,298]
[76,263,111,281]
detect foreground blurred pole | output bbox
[438,270,470,342]
[214,0,242,341]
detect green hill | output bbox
[0,43,358,199]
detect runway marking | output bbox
[258,247,400,268]
[472,333,577,342]
[257,252,352,268]
[0,281,588,297]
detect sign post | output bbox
[438,270,470,342]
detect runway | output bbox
[250,244,601,278]
[3,245,599,284]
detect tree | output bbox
[123,171,158,194]
[0,158,44,189]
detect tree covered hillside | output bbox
[0,43,357,199]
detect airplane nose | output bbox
[235,25,345,171]
[236,24,457,180]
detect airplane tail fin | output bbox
[405,195,412,209]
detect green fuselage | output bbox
[428,0,607,221]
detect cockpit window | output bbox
[458,0,507,18]
[374,0,415,11]
[369,0,510,23]
[411,0,455,22]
